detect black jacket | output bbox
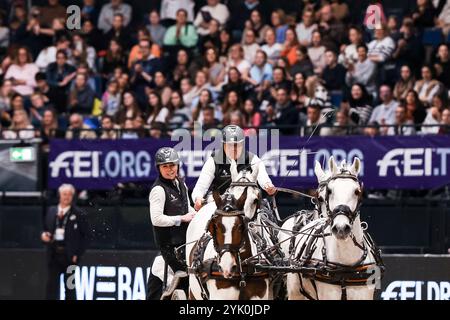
[43,205,90,261]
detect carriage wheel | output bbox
[171,289,187,300]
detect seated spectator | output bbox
[200,105,221,135]
[2,109,35,140]
[45,50,77,100]
[171,49,191,89]
[369,84,398,126]
[38,108,64,150]
[296,9,317,47]
[270,9,289,44]
[261,28,282,66]
[133,115,150,138]
[160,0,195,25]
[192,88,214,123]
[100,115,120,139]
[4,46,39,96]
[147,10,166,47]
[394,65,415,100]
[242,9,270,45]
[29,92,52,129]
[322,49,346,91]
[302,104,325,137]
[70,33,97,71]
[167,90,192,130]
[345,83,373,126]
[317,3,346,52]
[81,0,100,25]
[130,39,162,105]
[163,9,198,49]
[437,0,450,37]
[147,91,170,125]
[405,89,427,127]
[434,44,450,89]
[204,47,226,88]
[438,108,450,134]
[412,0,437,30]
[98,0,132,34]
[194,0,229,36]
[218,28,232,58]
[346,44,377,94]
[0,79,14,124]
[421,96,445,135]
[392,19,423,74]
[104,13,131,51]
[242,29,261,64]
[115,91,141,125]
[249,50,273,87]
[221,67,250,101]
[280,27,300,67]
[222,90,243,125]
[242,98,261,131]
[101,80,121,117]
[338,26,363,68]
[290,72,309,111]
[367,25,396,64]
[35,34,71,71]
[38,0,66,28]
[268,66,291,101]
[121,118,139,139]
[81,19,104,52]
[102,38,127,79]
[308,31,327,75]
[69,73,97,115]
[198,18,221,54]
[265,87,299,135]
[66,113,97,139]
[289,46,314,78]
[386,104,416,136]
[414,65,443,106]
[227,44,251,79]
[180,77,196,109]
[387,15,401,42]
[321,109,355,136]
[127,28,161,70]
[363,121,380,137]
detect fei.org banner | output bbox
[48,136,450,190]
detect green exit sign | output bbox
[10,147,35,162]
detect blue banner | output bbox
[48,136,450,190]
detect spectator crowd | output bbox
[0,0,449,148]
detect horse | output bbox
[186,160,275,300]
[279,157,384,300]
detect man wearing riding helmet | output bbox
[147,147,195,299]
[192,125,276,211]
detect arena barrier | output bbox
[0,249,448,300]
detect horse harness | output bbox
[289,169,385,300]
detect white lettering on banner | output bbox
[61,266,151,300]
[377,148,450,177]
[381,281,450,300]
[50,151,152,179]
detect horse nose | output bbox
[332,223,352,239]
[332,205,351,216]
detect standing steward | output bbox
[146,147,196,299]
[41,184,90,300]
[192,125,276,211]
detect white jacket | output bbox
[191,153,273,202]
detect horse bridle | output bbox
[320,169,364,224]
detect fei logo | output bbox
[381,281,450,300]
[364,3,386,29]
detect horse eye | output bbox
[355,189,361,196]
[328,188,332,195]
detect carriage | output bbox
[156,156,385,300]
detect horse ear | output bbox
[212,190,222,208]
[328,156,338,176]
[230,159,239,182]
[314,160,326,183]
[350,157,361,176]
[236,187,248,211]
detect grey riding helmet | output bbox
[222,125,245,144]
[155,147,180,167]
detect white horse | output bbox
[186,160,274,300]
[279,157,381,300]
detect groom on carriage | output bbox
[191,125,277,210]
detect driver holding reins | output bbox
[192,125,277,211]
